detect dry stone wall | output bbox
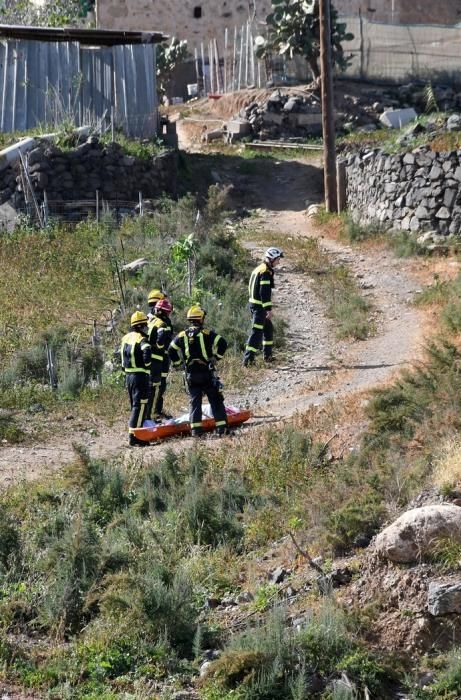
[0,136,177,216]
[345,147,461,236]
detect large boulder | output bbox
[375,505,461,563]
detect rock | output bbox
[446,114,461,131]
[237,591,254,603]
[379,108,418,129]
[375,505,461,563]
[428,580,461,615]
[200,661,213,677]
[122,258,149,272]
[436,206,451,219]
[205,597,220,609]
[269,566,287,584]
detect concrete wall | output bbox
[97,0,272,50]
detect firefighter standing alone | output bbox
[168,305,228,438]
[243,247,284,367]
[120,311,152,447]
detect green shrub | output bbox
[326,497,385,555]
[0,508,21,571]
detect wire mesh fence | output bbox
[340,15,461,83]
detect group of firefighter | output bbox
[120,246,284,447]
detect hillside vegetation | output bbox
[0,147,461,698]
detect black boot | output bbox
[129,435,148,448]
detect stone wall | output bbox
[96,0,461,47]
[345,147,461,236]
[0,136,177,215]
[97,0,271,51]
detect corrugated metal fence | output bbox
[0,39,157,137]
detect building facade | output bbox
[97,0,272,49]
[97,0,461,48]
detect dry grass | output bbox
[433,437,461,491]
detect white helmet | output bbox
[264,247,284,261]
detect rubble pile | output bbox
[224,81,461,142]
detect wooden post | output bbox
[238,26,244,90]
[200,42,207,94]
[319,0,337,212]
[209,41,215,94]
[194,47,200,89]
[96,189,100,222]
[232,26,237,91]
[336,159,347,213]
[244,21,250,86]
[138,191,144,217]
[224,28,228,93]
[214,38,221,93]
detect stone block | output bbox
[379,108,418,129]
[226,119,251,136]
[436,206,451,219]
[429,165,443,180]
[261,111,285,126]
[444,189,457,209]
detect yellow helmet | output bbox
[187,305,206,322]
[148,288,165,305]
[130,310,148,327]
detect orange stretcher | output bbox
[133,406,252,443]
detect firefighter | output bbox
[147,288,166,321]
[147,297,174,421]
[168,305,228,438]
[120,311,152,447]
[243,246,284,367]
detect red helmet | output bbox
[155,298,173,315]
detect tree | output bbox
[0,0,92,27]
[156,38,189,99]
[255,0,353,80]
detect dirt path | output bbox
[0,153,427,484]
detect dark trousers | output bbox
[146,357,170,420]
[244,306,274,362]
[126,373,150,433]
[187,370,227,434]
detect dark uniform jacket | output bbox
[148,314,173,377]
[168,326,227,371]
[248,262,274,310]
[120,330,151,374]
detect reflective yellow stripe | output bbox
[125,368,150,374]
[262,302,272,308]
[212,334,222,355]
[245,346,259,353]
[191,421,203,428]
[215,420,226,427]
[136,400,148,428]
[199,333,208,361]
[215,353,223,359]
[151,354,163,361]
[263,340,273,346]
[161,372,168,377]
[253,323,264,329]
[249,298,263,305]
[260,280,271,285]
[170,341,181,351]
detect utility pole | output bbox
[319,0,337,212]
